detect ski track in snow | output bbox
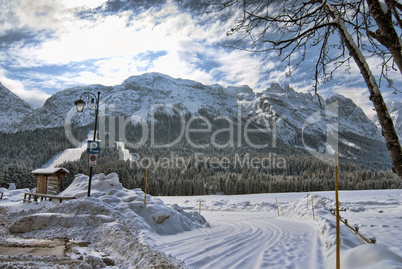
[152,211,323,269]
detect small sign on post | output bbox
[87,141,101,154]
[89,154,97,167]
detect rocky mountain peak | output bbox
[262,83,296,95]
[0,83,33,133]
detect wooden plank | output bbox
[22,192,75,203]
[22,193,75,200]
[23,193,29,203]
[47,177,59,194]
[329,209,376,244]
[37,176,47,194]
[47,182,59,194]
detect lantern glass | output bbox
[74,99,86,112]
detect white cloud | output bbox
[3,1,275,92]
[214,50,275,89]
[0,69,50,108]
[3,0,399,117]
[72,56,144,86]
[9,3,194,65]
[8,0,107,34]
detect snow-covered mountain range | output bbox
[0,83,33,133]
[0,72,399,159]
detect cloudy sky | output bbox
[0,0,400,119]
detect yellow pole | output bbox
[307,192,309,210]
[311,196,315,221]
[276,197,280,216]
[144,170,148,205]
[335,153,341,269]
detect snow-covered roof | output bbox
[31,168,69,175]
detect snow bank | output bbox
[0,188,31,206]
[340,244,402,269]
[58,173,208,236]
[5,172,208,267]
[174,197,277,212]
[280,195,362,260]
[279,194,402,269]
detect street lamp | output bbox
[74,99,86,112]
[74,91,100,197]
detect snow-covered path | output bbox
[1,184,401,268]
[151,211,324,269]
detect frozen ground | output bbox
[0,173,207,268]
[0,175,401,268]
[158,190,402,269]
[148,211,323,268]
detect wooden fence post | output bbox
[276,197,280,216]
[335,153,340,269]
[311,196,315,220]
[144,169,148,205]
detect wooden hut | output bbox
[31,168,69,195]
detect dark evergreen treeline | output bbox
[30,146,401,196]
[0,127,88,171]
[0,163,36,189]
[1,117,400,195]
[0,126,88,188]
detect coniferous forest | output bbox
[1,119,401,195]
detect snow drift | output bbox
[5,172,208,267]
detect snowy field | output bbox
[159,190,402,268]
[0,173,401,268]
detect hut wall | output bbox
[36,175,47,194]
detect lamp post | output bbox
[74,91,100,197]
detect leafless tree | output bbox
[209,0,402,178]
